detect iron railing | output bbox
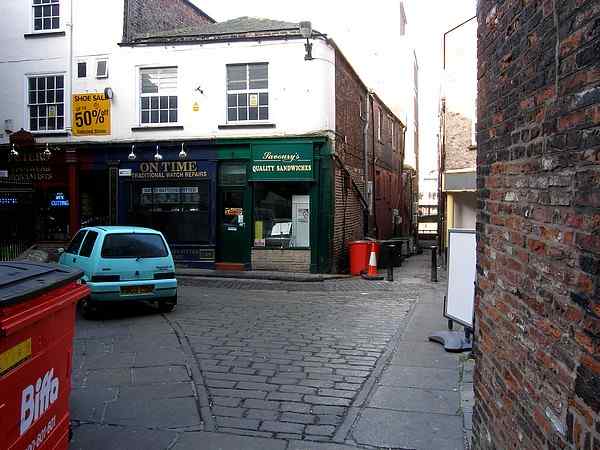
[0,239,32,261]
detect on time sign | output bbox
[71,93,111,136]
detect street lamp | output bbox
[299,21,313,61]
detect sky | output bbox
[192,0,477,184]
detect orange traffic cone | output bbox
[362,243,384,280]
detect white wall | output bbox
[70,38,336,143]
[0,0,336,147]
[0,0,72,144]
[453,192,476,229]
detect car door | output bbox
[75,230,100,280]
[58,229,87,268]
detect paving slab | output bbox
[369,385,460,415]
[391,342,460,369]
[352,408,464,450]
[69,424,177,450]
[378,365,460,390]
[103,397,201,428]
[172,431,287,450]
[287,441,363,450]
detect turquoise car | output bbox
[58,226,177,317]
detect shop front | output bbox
[117,145,217,267]
[1,147,72,243]
[215,138,333,273]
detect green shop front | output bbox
[216,138,332,273]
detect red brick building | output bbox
[474,0,600,448]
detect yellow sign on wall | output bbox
[72,93,111,136]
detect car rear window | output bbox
[66,230,87,255]
[101,233,168,259]
[79,231,98,257]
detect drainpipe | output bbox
[370,93,378,239]
[362,94,370,214]
[67,0,74,135]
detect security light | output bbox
[128,144,137,160]
[154,144,163,161]
[178,142,187,160]
[299,21,312,39]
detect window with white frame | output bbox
[32,0,60,31]
[140,67,178,125]
[27,74,65,131]
[226,63,269,122]
[96,59,108,79]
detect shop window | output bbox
[140,67,178,125]
[219,163,246,186]
[32,0,59,31]
[254,184,310,249]
[131,182,210,244]
[27,74,65,131]
[226,63,269,122]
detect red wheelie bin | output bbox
[0,262,88,450]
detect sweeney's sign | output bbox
[250,145,313,181]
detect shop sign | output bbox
[119,169,132,177]
[50,192,69,208]
[71,93,111,136]
[250,145,314,181]
[0,170,7,178]
[132,161,209,180]
[9,166,53,182]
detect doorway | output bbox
[217,188,249,265]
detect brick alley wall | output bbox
[123,0,214,41]
[474,1,600,450]
[332,50,369,272]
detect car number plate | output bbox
[121,285,154,295]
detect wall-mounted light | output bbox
[104,87,114,100]
[179,142,187,159]
[154,144,163,161]
[42,142,52,159]
[128,144,137,160]
[299,21,313,61]
[9,143,18,159]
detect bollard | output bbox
[386,245,396,282]
[398,241,403,267]
[431,245,438,282]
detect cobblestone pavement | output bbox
[69,254,464,449]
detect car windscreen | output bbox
[101,233,168,259]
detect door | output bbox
[217,189,248,263]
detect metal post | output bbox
[387,245,395,282]
[431,246,438,282]
[398,241,403,267]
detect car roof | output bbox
[80,226,162,234]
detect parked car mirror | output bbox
[57,248,65,255]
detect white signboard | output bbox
[445,229,476,328]
[119,169,132,177]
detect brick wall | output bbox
[333,50,368,271]
[252,249,310,273]
[445,111,476,170]
[474,1,600,450]
[123,0,214,41]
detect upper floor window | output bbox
[28,74,65,131]
[391,119,395,147]
[96,59,109,79]
[378,109,382,141]
[227,63,268,122]
[33,0,60,31]
[140,67,178,125]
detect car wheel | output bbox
[158,295,177,313]
[80,297,98,319]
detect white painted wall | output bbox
[0,0,336,147]
[453,192,476,229]
[0,0,72,144]
[70,39,335,143]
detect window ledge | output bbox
[218,123,276,130]
[24,31,66,39]
[131,125,184,132]
[31,131,69,137]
